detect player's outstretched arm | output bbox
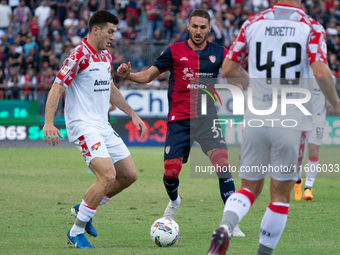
[312,61,340,116]
[43,82,65,146]
[117,62,160,84]
[110,82,147,139]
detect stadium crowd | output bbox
[0,0,340,115]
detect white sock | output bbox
[78,200,96,222]
[223,188,254,219]
[99,196,112,206]
[70,200,97,236]
[221,188,254,237]
[305,157,318,188]
[259,202,289,250]
[170,195,181,206]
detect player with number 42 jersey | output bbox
[228,4,328,130]
[207,2,340,255]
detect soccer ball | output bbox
[150,217,180,247]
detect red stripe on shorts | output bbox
[296,131,307,172]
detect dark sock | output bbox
[163,175,179,201]
[218,177,235,204]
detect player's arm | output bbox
[110,82,147,139]
[312,61,340,116]
[117,62,160,84]
[43,82,65,146]
[222,58,249,89]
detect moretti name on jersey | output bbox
[265,26,296,36]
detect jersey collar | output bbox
[185,39,209,51]
[274,3,304,11]
[82,38,98,54]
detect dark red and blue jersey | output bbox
[154,40,228,122]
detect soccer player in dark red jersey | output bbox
[118,9,247,237]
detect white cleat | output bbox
[232,224,245,237]
[163,197,181,220]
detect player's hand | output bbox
[117,62,131,79]
[327,101,334,113]
[131,115,147,140]
[43,123,63,146]
[333,100,340,116]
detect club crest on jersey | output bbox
[60,66,70,75]
[91,142,101,151]
[209,55,216,63]
[108,66,111,73]
[182,67,195,80]
[165,145,171,154]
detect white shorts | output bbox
[73,129,130,166]
[239,127,307,181]
[308,114,326,146]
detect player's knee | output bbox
[164,158,183,179]
[308,146,319,158]
[209,148,229,167]
[127,171,138,185]
[102,174,116,191]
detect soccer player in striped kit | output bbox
[43,10,147,249]
[207,0,340,254]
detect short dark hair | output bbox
[88,10,119,32]
[189,9,211,24]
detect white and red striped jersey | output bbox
[228,4,328,130]
[55,38,113,142]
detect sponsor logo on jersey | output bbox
[60,66,70,76]
[209,55,216,63]
[89,68,100,72]
[321,41,327,53]
[180,57,188,61]
[94,79,110,86]
[91,142,101,151]
[108,66,111,72]
[187,83,222,106]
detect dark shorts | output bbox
[164,116,227,163]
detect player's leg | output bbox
[207,126,270,254]
[256,129,306,255]
[68,131,125,248]
[294,133,308,201]
[68,155,115,248]
[163,120,191,219]
[303,115,325,201]
[106,155,138,197]
[196,116,235,204]
[257,179,295,255]
[303,143,319,201]
[220,178,264,236]
[207,179,264,255]
[207,148,235,204]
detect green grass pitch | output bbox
[0,146,339,255]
